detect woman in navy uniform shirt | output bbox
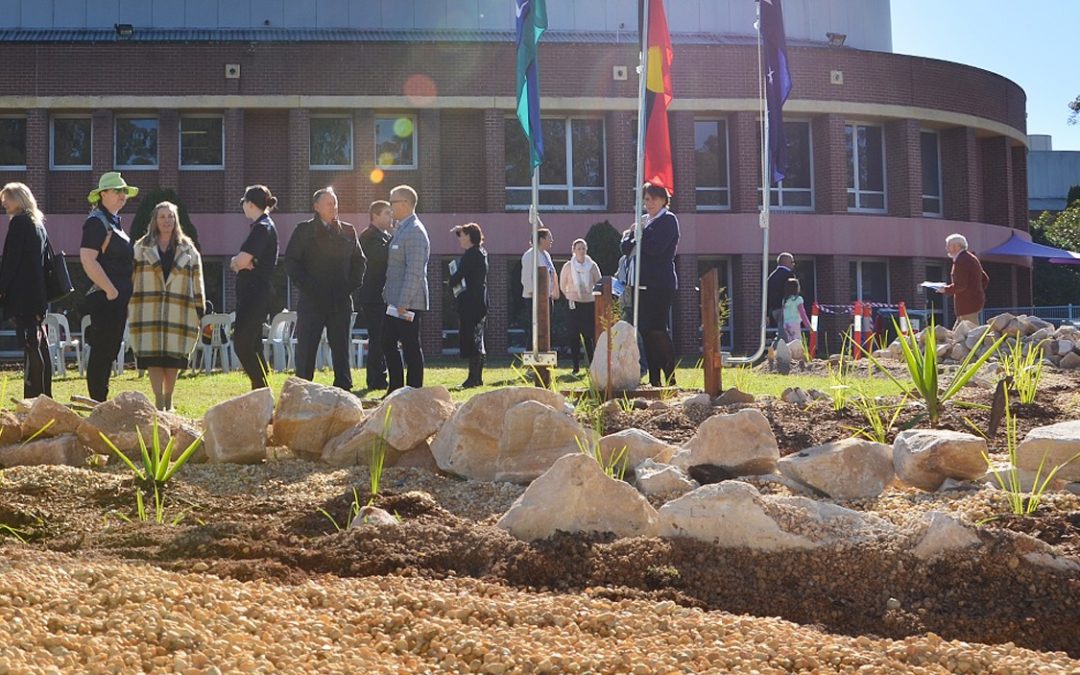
[79,172,139,402]
[231,185,279,390]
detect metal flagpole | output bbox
[632,0,650,330]
[531,166,539,357]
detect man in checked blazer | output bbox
[382,184,430,393]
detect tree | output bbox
[1031,205,1080,305]
[1067,185,1080,209]
[129,188,200,250]
[584,220,622,276]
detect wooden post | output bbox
[700,268,722,396]
[594,277,613,342]
[536,268,552,388]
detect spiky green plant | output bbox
[825,352,853,411]
[845,389,908,444]
[99,419,203,487]
[20,418,56,446]
[318,487,363,532]
[616,393,636,414]
[730,364,753,394]
[575,433,629,481]
[0,523,27,544]
[1000,339,1046,405]
[369,405,393,504]
[981,389,1080,517]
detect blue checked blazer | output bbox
[383,213,430,311]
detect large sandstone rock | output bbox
[361,386,455,452]
[773,338,792,374]
[590,320,641,393]
[21,396,82,438]
[156,410,205,464]
[715,388,755,406]
[599,428,678,468]
[430,387,567,481]
[394,440,440,472]
[893,429,988,491]
[778,438,894,499]
[77,391,168,457]
[634,459,697,499]
[980,461,1069,493]
[0,434,88,468]
[676,408,779,476]
[909,511,981,560]
[270,377,366,460]
[495,401,595,483]
[497,453,658,541]
[203,388,274,464]
[0,410,23,445]
[655,481,892,549]
[1059,352,1080,370]
[1015,421,1080,482]
[322,425,400,468]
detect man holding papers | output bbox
[382,185,430,393]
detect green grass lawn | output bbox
[22,354,912,418]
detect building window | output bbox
[0,116,27,169]
[849,259,890,303]
[375,115,417,169]
[695,119,730,209]
[696,258,734,348]
[506,117,606,209]
[180,115,224,169]
[51,117,92,170]
[921,130,943,216]
[309,116,353,169]
[115,116,159,169]
[846,123,886,212]
[758,120,813,210]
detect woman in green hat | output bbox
[79,171,138,402]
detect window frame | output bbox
[505,115,608,211]
[0,115,28,171]
[756,119,815,211]
[845,122,887,213]
[179,114,225,170]
[849,257,891,303]
[309,114,354,170]
[694,118,731,211]
[50,115,93,171]
[374,114,418,170]
[920,129,943,217]
[113,115,160,170]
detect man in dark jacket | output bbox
[356,200,394,390]
[940,233,990,326]
[285,187,366,391]
[766,252,795,328]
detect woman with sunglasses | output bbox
[80,172,138,402]
[232,185,279,389]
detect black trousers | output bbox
[295,307,353,391]
[234,282,271,390]
[86,292,129,402]
[383,312,424,391]
[567,302,595,368]
[458,312,486,358]
[638,287,676,386]
[361,302,388,389]
[15,315,51,398]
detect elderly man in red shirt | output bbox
[939,233,989,327]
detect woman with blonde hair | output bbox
[130,201,206,411]
[559,238,601,374]
[0,182,52,397]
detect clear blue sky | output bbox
[891,0,1078,150]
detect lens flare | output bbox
[369,167,385,184]
[403,73,437,106]
[393,117,414,139]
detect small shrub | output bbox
[1000,339,1046,405]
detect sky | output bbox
[891,0,1078,150]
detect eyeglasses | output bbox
[111,188,129,195]
[389,199,409,204]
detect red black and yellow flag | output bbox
[642,0,673,190]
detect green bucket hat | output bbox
[87,171,139,204]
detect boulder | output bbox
[773,338,792,375]
[0,410,23,445]
[360,386,455,452]
[349,506,399,528]
[988,313,1015,334]
[634,459,697,498]
[778,438,894,499]
[394,440,440,472]
[1022,316,1054,334]
[1057,339,1075,356]
[952,320,976,340]
[1015,421,1080,482]
[781,387,811,406]
[1060,352,1080,370]
[1029,327,1053,344]
[203,388,274,464]
[681,392,713,414]
[787,339,805,362]
[980,461,1069,493]
[322,425,390,467]
[0,434,88,468]
[430,387,566,481]
[21,396,82,439]
[655,481,892,549]
[715,388,755,406]
[270,377,366,460]
[677,408,779,476]
[949,343,970,362]
[497,453,658,541]
[590,320,641,393]
[495,400,595,483]
[909,511,981,560]
[599,428,678,468]
[965,326,990,350]
[156,410,205,464]
[893,429,988,491]
[76,391,168,458]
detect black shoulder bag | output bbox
[43,238,74,303]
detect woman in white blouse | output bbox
[559,238,602,374]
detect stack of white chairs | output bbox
[42,313,81,377]
[262,310,297,372]
[190,313,234,374]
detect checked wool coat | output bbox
[129,238,206,362]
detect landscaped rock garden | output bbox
[1,359,1079,671]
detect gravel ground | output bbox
[1,548,1077,674]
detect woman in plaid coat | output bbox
[130,201,206,411]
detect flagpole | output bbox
[531,167,539,357]
[632,0,651,330]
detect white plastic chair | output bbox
[42,313,81,378]
[351,329,369,369]
[79,314,125,376]
[190,313,234,374]
[262,310,298,372]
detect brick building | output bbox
[0,0,1030,357]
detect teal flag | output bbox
[515,0,547,168]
